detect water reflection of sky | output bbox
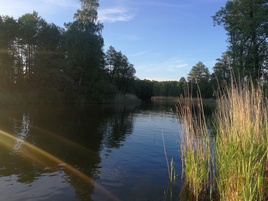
[95,110,182,201]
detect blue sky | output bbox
[0,0,228,81]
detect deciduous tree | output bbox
[213,0,268,81]
[64,0,105,100]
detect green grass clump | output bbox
[178,81,268,200]
[214,82,268,201]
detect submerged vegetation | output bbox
[178,80,268,200]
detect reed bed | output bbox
[178,95,213,200]
[178,81,268,200]
[214,82,268,201]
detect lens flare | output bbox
[0,129,121,201]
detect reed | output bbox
[178,93,213,200]
[178,80,268,200]
[214,81,268,201]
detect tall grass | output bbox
[214,82,268,201]
[178,94,213,200]
[178,81,268,200]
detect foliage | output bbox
[0,0,137,103]
[187,62,212,98]
[210,51,232,92]
[105,46,136,95]
[152,81,179,97]
[2,0,268,104]
[0,15,18,90]
[134,79,154,100]
[187,62,210,83]
[213,0,268,81]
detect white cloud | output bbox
[98,7,135,23]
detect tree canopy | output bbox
[2,0,268,103]
[213,0,268,81]
[105,46,136,95]
[0,0,136,103]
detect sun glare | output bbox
[0,129,121,201]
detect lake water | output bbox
[0,102,183,201]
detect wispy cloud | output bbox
[130,50,151,57]
[41,0,78,8]
[127,1,192,9]
[98,7,135,23]
[157,58,189,72]
[136,57,189,81]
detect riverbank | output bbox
[0,91,141,105]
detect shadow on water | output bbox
[0,103,139,201]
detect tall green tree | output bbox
[74,0,99,24]
[64,0,105,100]
[187,62,212,98]
[17,11,42,87]
[213,0,268,81]
[33,20,67,93]
[0,1,127,103]
[187,62,210,83]
[0,15,18,89]
[178,77,187,96]
[212,52,232,81]
[15,11,68,95]
[105,46,136,95]
[211,51,232,88]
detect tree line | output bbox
[145,0,268,99]
[1,0,268,102]
[0,0,136,103]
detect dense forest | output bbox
[0,0,136,103]
[0,0,268,103]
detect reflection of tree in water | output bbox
[0,108,98,201]
[100,105,134,149]
[0,104,137,201]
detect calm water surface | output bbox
[0,102,183,201]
